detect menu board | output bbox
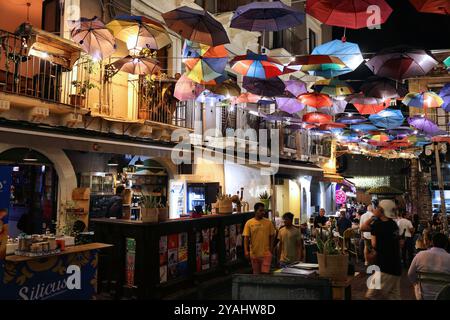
[196,227,219,272]
[160,232,188,283]
[225,223,244,262]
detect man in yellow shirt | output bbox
[243,203,276,274]
[278,212,302,268]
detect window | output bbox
[308,29,317,54]
[42,0,61,34]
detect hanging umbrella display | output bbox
[302,112,332,124]
[319,122,347,130]
[444,56,450,69]
[369,109,404,129]
[366,46,438,81]
[182,40,228,83]
[350,124,379,132]
[313,79,353,96]
[230,1,305,32]
[403,91,444,108]
[284,80,308,97]
[409,0,450,15]
[431,135,450,143]
[275,97,305,114]
[111,55,161,75]
[311,39,364,78]
[365,133,391,143]
[298,92,333,108]
[210,80,241,98]
[361,77,408,99]
[162,6,230,46]
[234,92,263,104]
[242,76,286,97]
[106,15,171,50]
[336,113,367,124]
[407,115,441,134]
[196,73,228,86]
[288,55,346,72]
[265,111,300,122]
[440,83,450,112]
[349,94,390,115]
[388,127,415,138]
[231,51,286,79]
[70,16,116,60]
[196,89,225,104]
[320,98,348,115]
[336,131,360,143]
[305,0,393,29]
[174,74,205,101]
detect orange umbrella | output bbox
[302,112,332,124]
[234,92,263,104]
[298,92,333,108]
[354,98,391,115]
[319,122,347,130]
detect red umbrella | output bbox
[302,112,332,124]
[306,0,393,29]
[409,0,450,15]
[319,122,347,130]
[298,92,333,108]
[234,92,263,104]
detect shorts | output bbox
[251,252,272,274]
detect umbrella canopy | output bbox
[196,89,225,104]
[288,55,346,72]
[234,92,263,104]
[336,131,360,142]
[106,15,171,50]
[284,80,308,97]
[388,126,416,138]
[407,115,441,134]
[319,122,347,130]
[336,114,367,124]
[243,76,286,97]
[210,80,241,98]
[265,110,300,122]
[298,92,333,108]
[403,91,444,108]
[162,6,230,46]
[361,77,408,99]
[70,16,116,60]
[174,74,205,101]
[444,56,450,69]
[440,83,450,112]
[320,98,348,115]
[302,112,332,124]
[349,94,390,115]
[350,123,379,132]
[311,39,364,77]
[313,79,353,96]
[196,73,228,86]
[275,97,305,114]
[231,51,286,79]
[306,0,393,29]
[409,0,450,15]
[369,109,404,129]
[183,41,228,83]
[111,55,161,75]
[366,46,438,81]
[230,1,305,32]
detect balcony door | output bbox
[42,0,61,35]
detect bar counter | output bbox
[92,212,254,299]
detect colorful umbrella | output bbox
[336,131,360,142]
[70,16,116,60]
[106,15,171,50]
[234,93,263,104]
[288,55,346,72]
[231,51,286,79]
[313,79,353,96]
[196,73,228,86]
[388,127,415,138]
[275,97,305,114]
[440,83,450,112]
[311,39,364,77]
[284,80,307,97]
[210,80,241,98]
[444,56,450,69]
[350,124,379,132]
[242,76,286,97]
[230,1,305,32]
[265,110,300,122]
[336,114,367,124]
[174,74,205,101]
[320,98,348,115]
[360,77,408,99]
[369,109,404,129]
[403,91,444,108]
[349,94,390,115]
[162,6,230,46]
[319,122,347,130]
[409,0,450,15]
[182,40,228,83]
[306,0,393,29]
[407,115,441,134]
[366,46,438,81]
[302,112,332,124]
[111,55,161,75]
[298,92,333,108]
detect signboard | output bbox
[335,187,347,205]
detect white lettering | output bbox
[66,265,81,290]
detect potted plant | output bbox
[259,191,271,210]
[140,194,159,223]
[316,236,348,281]
[70,80,97,107]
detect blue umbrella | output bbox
[336,131,360,143]
[336,114,367,124]
[369,109,404,130]
[230,1,305,32]
[311,39,364,78]
[440,83,450,112]
[350,124,379,132]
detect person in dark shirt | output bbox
[361,199,402,300]
[337,210,352,236]
[314,208,328,228]
[106,185,125,219]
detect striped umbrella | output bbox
[231,51,286,79]
[403,91,444,108]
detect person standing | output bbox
[337,209,352,236]
[277,212,302,268]
[243,202,276,274]
[361,199,402,300]
[359,205,374,266]
[314,208,328,228]
[397,212,415,268]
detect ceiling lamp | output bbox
[23,149,38,162]
[107,158,118,167]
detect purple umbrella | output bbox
[284,80,307,97]
[407,115,441,134]
[275,97,305,114]
[243,76,286,97]
[440,83,450,112]
[230,1,305,32]
[388,126,415,138]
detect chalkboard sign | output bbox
[232,274,332,300]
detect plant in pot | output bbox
[140,194,160,223]
[316,236,348,282]
[70,80,97,107]
[258,191,271,210]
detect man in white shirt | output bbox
[359,205,373,266]
[397,212,415,267]
[408,232,450,300]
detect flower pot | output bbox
[69,94,85,107]
[158,207,168,222]
[218,199,233,214]
[317,253,348,281]
[141,208,159,223]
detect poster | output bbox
[201,229,210,270]
[159,266,167,283]
[125,238,136,287]
[168,234,178,249]
[159,236,167,266]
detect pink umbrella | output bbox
[174,74,205,101]
[275,97,305,114]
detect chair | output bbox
[343,228,358,263]
[417,272,450,300]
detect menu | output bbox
[196,227,219,272]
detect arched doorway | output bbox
[0,148,58,236]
